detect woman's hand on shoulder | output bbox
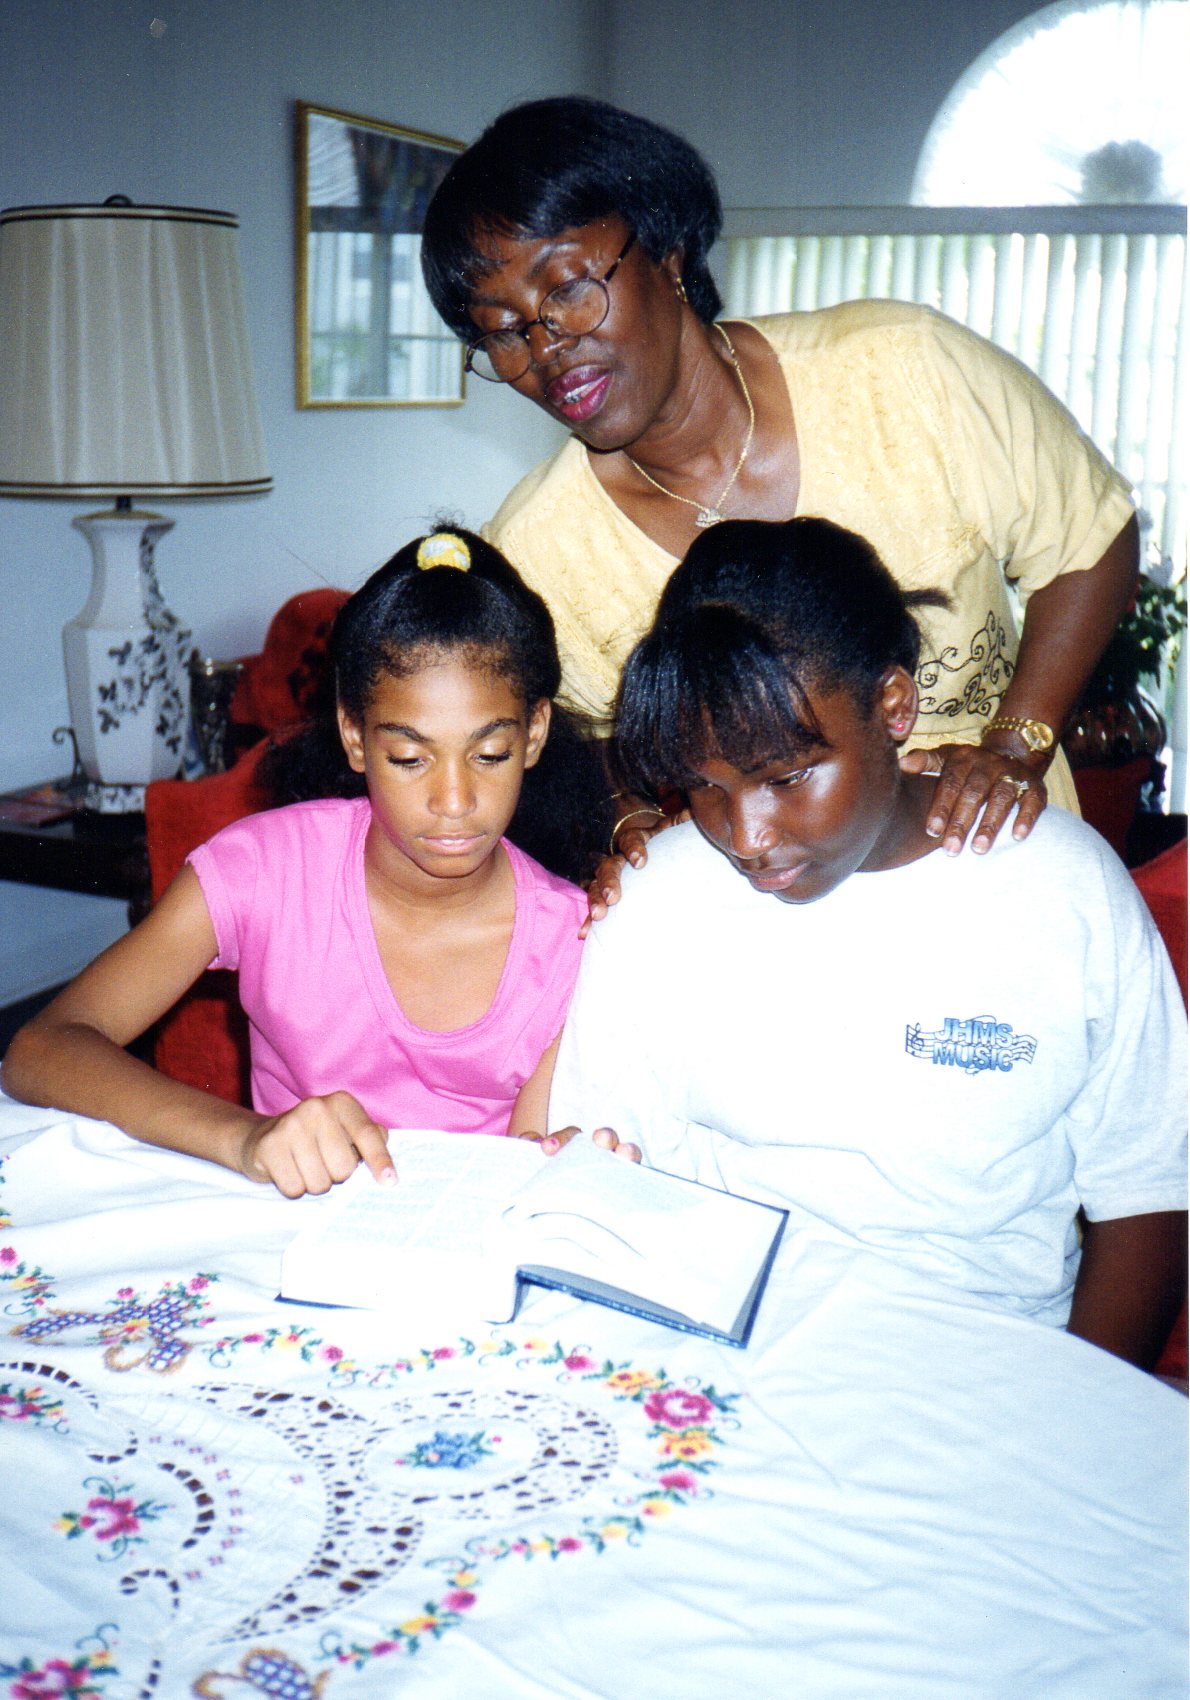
[239,1092,394,1198]
[899,741,1047,855]
[511,1125,642,1164]
[582,800,689,937]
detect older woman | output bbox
[421,97,1138,861]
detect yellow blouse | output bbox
[486,301,1136,813]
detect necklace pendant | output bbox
[695,507,723,528]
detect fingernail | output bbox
[629,853,643,867]
[944,835,962,855]
[972,836,988,854]
[541,1135,559,1153]
[379,1167,396,1186]
[926,819,943,838]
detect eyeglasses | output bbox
[465,233,637,384]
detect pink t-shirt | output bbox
[188,797,587,1135]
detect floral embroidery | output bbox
[395,1428,495,1469]
[54,1476,168,1559]
[0,1638,116,1699]
[320,1562,479,1669]
[12,1276,218,1374]
[315,1347,739,1673]
[0,1244,56,1316]
[0,1127,745,1689]
[204,1326,475,1387]
[0,1381,65,1427]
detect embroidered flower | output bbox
[604,1368,662,1394]
[54,1478,166,1557]
[564,1352,596,1371]
[398,1614,439,1637]
[644,1388,714,1428]
[8,1655,106,1699]
[443,1590,476,1610]
[657,1428,714,1461]
[0,1245,16,1265]
[658,1470,698,1493]
[0,1386,55,1423]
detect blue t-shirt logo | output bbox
[906,1014,1037,1074]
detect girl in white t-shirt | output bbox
[563,515,1184,1368]
[4,530,632,1194]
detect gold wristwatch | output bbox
[983,716,1055,753]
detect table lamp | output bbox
[0,197,272,810]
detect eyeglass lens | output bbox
[467,278,612,382]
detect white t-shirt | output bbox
[550,812,1186,1325]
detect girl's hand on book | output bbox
[534,1125,642,1164]
[240,1092,396,1198]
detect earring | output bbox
[675,278,688,304]
[891,716,913,734]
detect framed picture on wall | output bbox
[295,102,465,407]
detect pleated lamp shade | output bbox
[0,199,271,497]
[0,199,271,805]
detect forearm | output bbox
[985,516,1139,760]
[2,1016,262,1176]
[1066,1209,1187,1369]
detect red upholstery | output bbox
[1071,758,1153,859]
[1131,837,1188,1379]
[228,588,348,739]
[144,588,347,1105]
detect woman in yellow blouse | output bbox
[421,96,1138,867]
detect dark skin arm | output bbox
[1066,1208,1187,1370]
[902,514,1140,853]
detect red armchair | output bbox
[1131,837,1189,1381]
[144,588,347,1105]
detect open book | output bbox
[279,1130,787,1347]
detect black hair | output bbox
[421,96,723,338]
[261,527,613,884]
[613,517,949,800]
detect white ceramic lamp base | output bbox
[64,508,192,811]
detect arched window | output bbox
[719,1,1185,566]
[913,0,1186,207]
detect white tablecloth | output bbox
[0,1099,1184,1699]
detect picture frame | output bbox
[295,102,465,408]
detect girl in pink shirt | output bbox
[5,529,623,1195]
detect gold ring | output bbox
[1008,777,1029,800]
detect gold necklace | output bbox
[626,324,756,528]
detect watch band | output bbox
[983,716,1055,753]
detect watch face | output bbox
[1022,721,1054,751]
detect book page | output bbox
[501,1137,783,1333]
[279,1130,541,1318]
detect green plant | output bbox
[1081,571,1186,706]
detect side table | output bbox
[0,782,151,921]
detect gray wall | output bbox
[603,0,1049,207]
[0,0,1049,1001]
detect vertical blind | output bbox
[718,206,1186,567]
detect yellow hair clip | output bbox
[416,532,471,572]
